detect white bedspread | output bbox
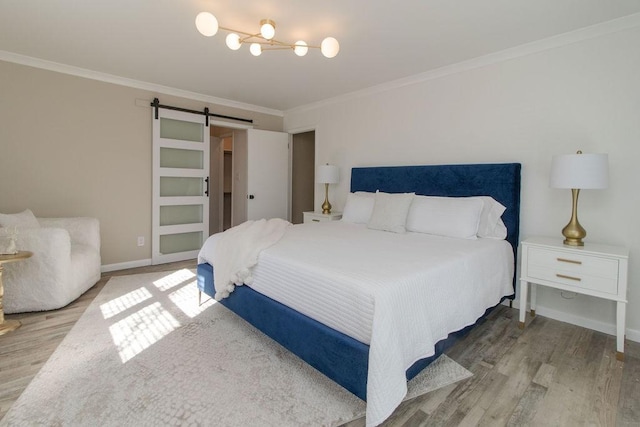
[198,221,513,426]
[199,218,290,300]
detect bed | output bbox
[197,162,521,426]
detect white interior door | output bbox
[152,109,209,264]
[246,129,289,221]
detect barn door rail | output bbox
[151,98,253,126]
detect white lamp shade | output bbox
[294,41,308,57]
[321,37,340,58]
[260,21,275,40]
[226,33,242,50]
[249,43,262,56]
[550,153,609,189]
[316,164,339,184]
[195,12,218,37]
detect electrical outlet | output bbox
[137,236,144,247]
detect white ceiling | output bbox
[1,1,640,112]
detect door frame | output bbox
[288,125,317,220]
[208,121,253,233]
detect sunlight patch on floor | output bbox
[109,302,180,363]
[153,268,196,291]
[100,287,153,320]
[169,281,215,318]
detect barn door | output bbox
[152,109,209,264]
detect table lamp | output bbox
[316,164,340,214]
[549,150,609,246]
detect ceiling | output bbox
[1,1,640,112]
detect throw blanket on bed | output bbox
[211,218,290,300]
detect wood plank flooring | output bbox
[346,307,640,427]
[1,262,638,425]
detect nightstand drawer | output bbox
[528,247,619,294]
[528,247,618,278]
[527,265,618,294]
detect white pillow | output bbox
[406,196,483,239]
[341,192,375,224]
[472,196,508,239]
[0,209,40,229]
[367,191,415,233]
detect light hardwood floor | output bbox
[1,262,638,425]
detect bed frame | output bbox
[197,162,521,401]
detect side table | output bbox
[0,251,33,335]
[303,211,343,223]
[519,237,629,360]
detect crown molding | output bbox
[0,50,284,118]
[286,12,640,115]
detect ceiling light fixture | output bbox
[195,12,340,58]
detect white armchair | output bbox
[2,217,101,314]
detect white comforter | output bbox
[198,221,514,426]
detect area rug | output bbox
[1,269,472,426]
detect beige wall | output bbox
[0,60,283,266]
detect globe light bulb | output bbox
[321,37,340,58]
[294,41,308,57]
[260,20,276,40]
[195,12,218,37]
[250,43,262,56]
[226,33,241,50]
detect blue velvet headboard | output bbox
[350,163,521,291]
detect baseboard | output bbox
[627,327,640,343]
[101,259,152,273]
[505,299,640,344]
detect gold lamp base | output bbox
[562,188,586,246]
[321,183,332,214]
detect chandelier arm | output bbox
[217,25,318,49]
[261,46,296,51]
[235,39,316,50]
[239,34,262,44]
[264,39,321,49]
[202,19,338,56]
[218,26,260,39]
[266,38,289,47]
[253,39,295,47]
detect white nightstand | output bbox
[303,211,342,223]
[519,236,629,360]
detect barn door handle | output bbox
[248,194,255,199]
[204,177,209,197]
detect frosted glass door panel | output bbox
[160,118,204,142]
[160,232,202,254]
[160,205,203,226]
[160,177,203,197]
[160,147,203,169]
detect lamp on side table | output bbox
[549,151,608,246]
[316,164,340,214]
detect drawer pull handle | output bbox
[557,274,581,281]
[557,258,582,265]
[312,219,320,222]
